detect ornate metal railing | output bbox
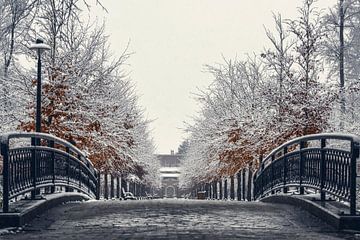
[1,132,100,212]
[253,133,360,215]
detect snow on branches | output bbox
[0,0,158,186]
[180,0,341,189]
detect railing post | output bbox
[78,162,81,191]
[258,155,266,197]
[110,174,114,199]
[247,164,253,201]
[205,183,209,199]
[320,139,326,201]
[31,138,37,199]
[96,171,101,200]
[77,153,82,192]
[283,147,288,193]
[140,184,143,198]
[65,147,70,192]
[208,182,211,199]
[129,181,133,194]
[224,178,228,199]
[1,141,10,213]
[242,169,246,200]
[216,180,219,199]
[283,147,288,194]
[143,184,146,198]
[48,140,55,193]
[212,182,215,199]
[213,181,217,199]
[299,141,305,195]
[140,183,143,197]
[207,182,211,199]
[258,155,262,198]
[104,173,108,199]
[271,155,275,195]
[350,141,359,215]
[133,182,136,196]
[219,178,223,199]
[124,178,128,193]
[116,176,120,199]
[237,171,241,201]
[139,184,143,198]
[230,175,235,200]
[121,177,127,199]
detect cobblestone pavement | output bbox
[2,199,359,240]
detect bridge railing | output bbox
[189,163,254,201]
[97,173,149,200]
[253,133,360,215]
[1,132,100,213]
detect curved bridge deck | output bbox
[2,199,355,240]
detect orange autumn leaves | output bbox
[18,67,144,176]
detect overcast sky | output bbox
[93,0,336,154]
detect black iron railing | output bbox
[1,132,100,212]
[253,133,360,215]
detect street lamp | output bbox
[29,39,50,133]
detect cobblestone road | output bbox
[2,199,359,239]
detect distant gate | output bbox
[165,186,176,197]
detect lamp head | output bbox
[29,39,51,53]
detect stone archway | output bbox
[165,186,176,198]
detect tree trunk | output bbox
[339,0,346,129]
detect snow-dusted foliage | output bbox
[0,0,38,132]
[180,0,344,189]
[0,0,158,186]
[322,0,360,134]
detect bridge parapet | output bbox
[1,132,100,213]
[253,133,360,215]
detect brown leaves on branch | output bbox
[18,66,145,177]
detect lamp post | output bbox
[29,39,50,133]
[29,39,50,198]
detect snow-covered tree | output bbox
[322,0,360,134]
[0,0,38,131]
[180,0,336,190]
[0,0,158,186]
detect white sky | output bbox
[92,0,336,154]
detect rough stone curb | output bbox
[0,193,90,228]
[261,195,360,231]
